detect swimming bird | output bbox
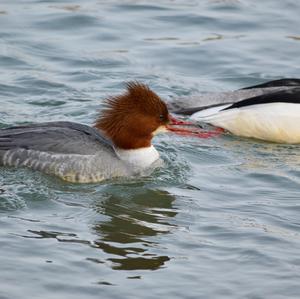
[0,82,196,183]
[172,78,300,143]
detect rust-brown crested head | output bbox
[95,82,170,150]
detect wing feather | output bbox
[0,121,114,155]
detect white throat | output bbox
[114,145,160,169]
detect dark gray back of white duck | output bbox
[171,78,300,115]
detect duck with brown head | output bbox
[0,82,200,183]
[95,82,170,150]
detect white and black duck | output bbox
[172,79,300,143]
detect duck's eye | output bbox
[159,114,164,121]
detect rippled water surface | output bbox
[1,1,300,298]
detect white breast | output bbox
[114,145,160,169]
[191,103,300,143]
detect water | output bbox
[1,0,300,298]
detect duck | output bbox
[0,82,197,183]
[171,78,300,143]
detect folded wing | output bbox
[0,121,114,155]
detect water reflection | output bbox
[92,188,177,271]
[222,137,300,170]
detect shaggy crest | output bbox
[95,82,169,149]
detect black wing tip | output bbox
[224,87,300,110]
[242,78,300,90]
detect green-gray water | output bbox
[1,1,300,298]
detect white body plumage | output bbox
[191,102,300,143]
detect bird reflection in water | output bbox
[92,188,177,271]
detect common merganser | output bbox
[0,82,197,183]
[172,78,300,143]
